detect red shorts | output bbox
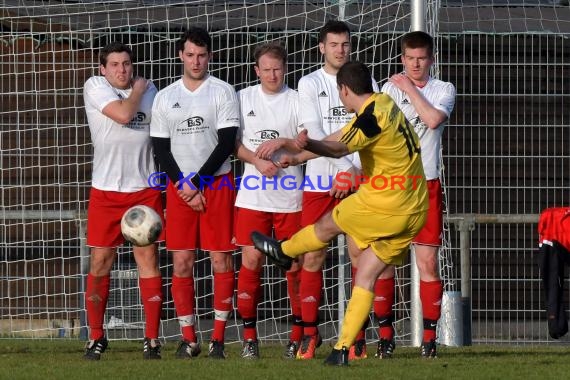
[301,191,340,227]
[412,179,443,246]
[538,207,570,251]
[234,207,302,246]
[166,173,236,252]
[87,187,165,248]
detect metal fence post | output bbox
[78,218,89,341]
[410,248,422,346]
[337,234,346,333]
[457,216,475,346]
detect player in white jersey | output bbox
[83,42,164,361]
[374,31,456,359]
[150,27,239,360]
[233,42,304,360]
[256,20,379,361]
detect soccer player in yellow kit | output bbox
[251,61,428,366]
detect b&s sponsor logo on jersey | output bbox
[185,116,204,127]
[177,116,208,134]
[255,130,279,140]
[124,111,148,131]
[330,106,348,117]
[250,130,280,146]
[324,106,350,123]
[132,112,146,123]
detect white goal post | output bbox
[0,0,456,345]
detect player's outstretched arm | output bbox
[275,129,346,167]
[275,149,317,168]
[255,137,302,160]
[298,129,350,159]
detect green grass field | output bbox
[2,340,570,380]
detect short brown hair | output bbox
[319,20,351,43]
[337,61,373,95]
[253,42,287,66]
[177,27,212,53]
[99,42,133,66]
[401,31,434,56]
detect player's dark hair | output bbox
[253,42,287,66]
[99,42,133,66]
[318,20,351,43]
[337,61,373,95]
[401,31,434,56]
[177,27,212,53]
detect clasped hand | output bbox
[176,181,206,212]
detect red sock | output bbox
[212,270,235,342]
[237,266,260,341]
[171,275,196,342]
[300,268,322,336]
[286,269,303,342]
[85,273,110,340]
[374,278,395,340]
[420,280,443,342]
[139,276,163,339]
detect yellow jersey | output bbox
[339,93,428,215]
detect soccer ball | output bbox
[120,205,163,247]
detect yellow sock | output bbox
[281,225,328,258]
[334,286,374,350]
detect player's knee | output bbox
[414,249,439,277]
[241,255,263,271]
[210,254,233,273]
[89,264,112,277]
[416,258,438,278]
[173,257,195,277]
[89,250,115,275]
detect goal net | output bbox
[0,0,450,345]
